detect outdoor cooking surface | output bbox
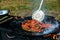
[0,16,60,40]
[19,16,59,35]
[0,0,60,40]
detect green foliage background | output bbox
[0,0,60,21]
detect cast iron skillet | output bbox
[10,16,60,36]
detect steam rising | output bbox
[31,0,59,35]
[32,10,45,22]
[32,0,44,22]
[43,20,59,34]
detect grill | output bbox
[0,15,60,40]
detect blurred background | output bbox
[0,0,60,21]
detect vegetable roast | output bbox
[22,19,53,32]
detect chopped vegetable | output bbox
[22,19,53,32]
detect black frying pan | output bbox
[10,16,60,36]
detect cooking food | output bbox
[22,19,53,32]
